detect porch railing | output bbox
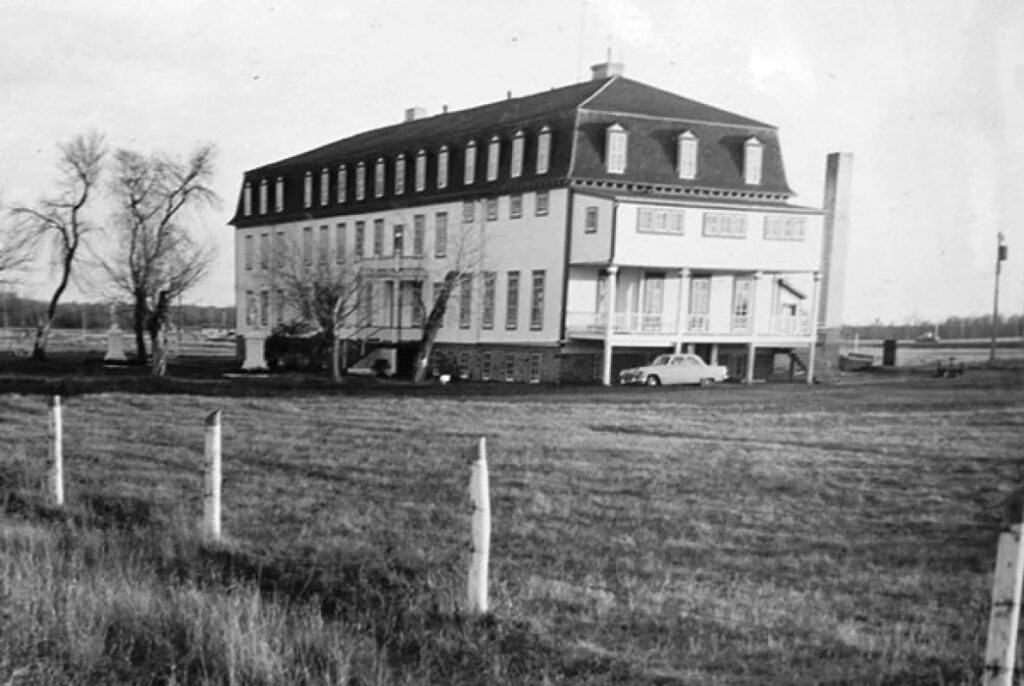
[566,311,813,337]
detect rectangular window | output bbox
[437,147,449,189]
[373,219,384,256]
[464,143,476,185]
[275,289,285,325]
[259,291,269,327]
[259,233,269,270]
[689,278,711,315]
[510,134,524,178]
[487,138,500,181]
[506,271,519,330]
[395,155,405,195]
[510,194,522,219]
[458,351,470,380]
[703,212,748,239]
[319,226,329,264]
[536,128,551,174]
[481,351,492,381]
[536,191,549,216]
[259,180,268,215]
[731,277,752,331]
[530,270,545,330]
[244,234,253,271]
[356,163,366,201]
[275,231,285,268]
[744,140,763,185]
[435,212,448,257]
[413,215,425,256]
[335,223,346,263]
[763,215,807,241]
[337,164,347,203]
[243,183,252,216]
[302,226,313,265]
[383,281,395,327]
[374,159,385,198]
[303,172,312,208]
[275,177,284,212]
[529,353,542,383]
[245,290,255,326]
[354,221,365,259]
[486,198,498,221]
[584,207,598,233]
[410,282,424,327]
[393,224,404,255]
[637,208,685,235]
[607,128,627,174]
[463,200,475,223]
[459,279,471,329]
[504,355,515,382]
[481,272,496,329]
[361,282,373,326]
[415,152,426,192]
[320,168,329,206]
[678,134,698,180]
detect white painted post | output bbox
[48,395,64,506]
[984,509,1024,685]
[203,410,222,542]
[467,437,491,614]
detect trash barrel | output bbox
[882,339,897,367]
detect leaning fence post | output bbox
[467,437,491,614]
[48,395,64,507]
[203,410,222,542]
[983,501,1024,685]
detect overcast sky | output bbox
[2,0,1022,324]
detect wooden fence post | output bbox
[48,395,64,507]
[984,505,1024,685]
[203,410,222,542]
[467,437,491,614]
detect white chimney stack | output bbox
[405,106,427,122]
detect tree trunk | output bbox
[330,327,341,383]
[147,290,171,377]
[31,249,75,361]
[31,320,52,361]
[133,294,148,363]
[412,271,459,384]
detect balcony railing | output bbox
[565,311,813,338]
[769,313,812,335]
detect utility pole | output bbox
[990,232,1008,364]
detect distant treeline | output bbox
[0,294,235,331]
[843,314,1024,341]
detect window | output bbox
[481,351,492,381]
[259,233,269,270]
[383,281,395,327]
[395,154,406,195]
[275,290,285,325]
[435,212,448,257]
[463,200,475,223]
[410,282,424,326]
[245,290,255,326]
[763,215,807,241]
[510,130,524,178]
[481,272,496,329]
[275,177,284,212]
[335,223,346,263]
[530,270,545,330]
[243,182,252,216]
[506,271,519,330]
[303,171,313,208]
[744,137,763,185]
[486,198,498,221]
[415,150,426,192]
[275,231,285,268]
[393,224,404,255]
[703,212,748,238]
[504,355,515,382]
[606,124,627,174]
[510,194,522,219]
[413,215,425,256]
[536,190,549,216]
[433,281,445,328]
[689,277,711,332]
[320,167,330,206]
[458,351,470,380]
[529,354,542,383]
[259,179,268,215]
[302,226,313,265]
[464,140,476,185]
[732,277,752,331]
[437,145,449,189]
[354,221,365,259]
[459,279,471,329]
[356,162,366,200]
[677,131,698,180]
[244,234,253,270]
[637,208,685,235]
[360,282,373,326]
[584,207,598,233]
[319,225,329,264]
[259,291,269,327]
[487,135,500,181]
[536,126,551,174]
[373,218,384,256]
[374,158,385,198]
[337,164,347,203]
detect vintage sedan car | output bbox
[619,354,728,387]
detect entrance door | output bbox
[641,272,664,331]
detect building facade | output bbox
[230,62,841,384]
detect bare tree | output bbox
[0,216,36,279]
[100,144,218,370]
[8,132,106,360]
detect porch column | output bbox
[745,271,762,384]
[807,272,822,385]
[710,343,719,366]
[673,268,690,354]
[602,265,619,386]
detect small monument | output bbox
[103,303,126,362]
[241,334,267,371]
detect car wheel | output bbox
[645,375,661,386]
[700,377,714,388]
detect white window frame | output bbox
[677,131,698,180]
[337,164,347,203]
[536,126,551,174]
[395,154,406,196]
[356,162,366,201]
[415,150,426,192]
[243,182,252,216]
[529,353,542,383]
[303,171,313,208]
[511,130,524,178]
[437,145,449,189]
[530,270,545,330]
[320,167,329,206]
[606,124,627,174]
[274,177,284,212]
[584,206,598,234]
[259,179,268,215]
[744,137,763,185]
[535,190,549,216]
[487,135,500,182]
[435,212,448,257]
[335,223,346,263]
[510,194,522,219]
[244,234,253,271]
[375,158,385,198]
[464,140,476,185]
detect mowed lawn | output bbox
[2,372,1022,684]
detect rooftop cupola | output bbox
[590,60,625,80]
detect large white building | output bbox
[230,62,849,384]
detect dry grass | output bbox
[1,368,1022,684]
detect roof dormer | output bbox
[605,123,627,174]
[743,137,763,185]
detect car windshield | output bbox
[651,355,672,366]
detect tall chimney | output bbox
[590,61,625,80]
[404,106,427,122]
[818,152,854,370]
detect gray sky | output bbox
[2,0,1022,324]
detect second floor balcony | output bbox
[565,311,812,340]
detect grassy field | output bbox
[1,367,1023,684]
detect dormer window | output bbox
[259,179,268,215]
[464,140,477,185]
[677,131,698,180]
[744,137,763,185]
[320,168,329,206]
[437,145,449,189]
[605,124,627,174]
[243,182,252,216]
[337,164,347,203]
[303,171,313,208]
[395,154,406,195]
[374,157,385,198]
[511,130,524,178]
[356,162,366,200]
[487,136,500,182]
[415,150,426,192]
[536,126,551,174]
[274,177,284,212]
